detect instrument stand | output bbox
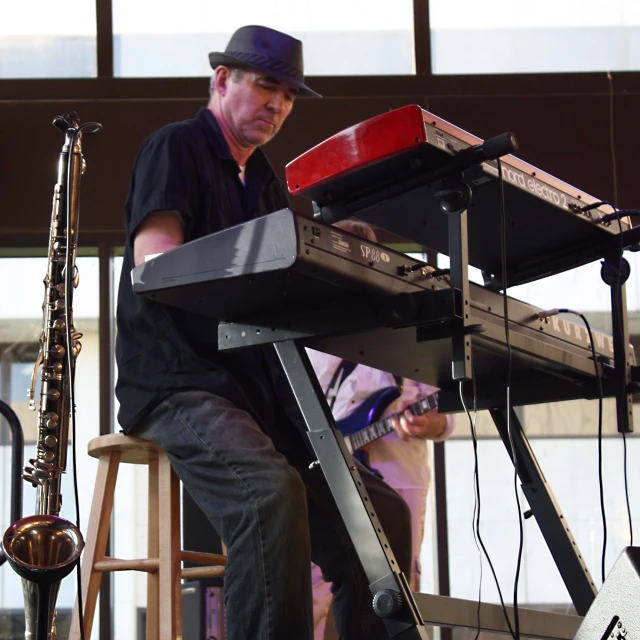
[274,340,428,639]
[271,340,582,639]
[433,176,473,381]
[488,407,598,614]
[215,172,595,637]
[216,167,596,636]
[430,171,598,615]
[600,254,634,434]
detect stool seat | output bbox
[88,433,160,464]
[70,433,225,640]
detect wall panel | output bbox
[429,94,617,205]
[2,75,639,247]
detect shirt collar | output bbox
[196,107,275,180]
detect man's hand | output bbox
[392,408,447,441]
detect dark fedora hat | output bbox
[209,25,321,98]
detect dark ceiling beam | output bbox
[3,71,640,102]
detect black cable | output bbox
[66,119,100,640]
[572,198,640,224]
[470,373,482,640]
[459,380,516,640]
[64,123,87,640]
[573,200,617,214]
[611,211,634,550]
[596,209,640,224]
[459,378,482,640]
[539,308,607,582]
[605,84,625,561]
[498,159,523,640]
[605,207,634,555]
[575,311,606,582]
[622,430,634,546]
[602,77,635,559]
[616,209,633,546]
[606,72,619,208]
[612,209,640,216]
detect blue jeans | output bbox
[135,389,412,640]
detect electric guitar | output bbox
[337,386,439,460]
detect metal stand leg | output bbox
[601,256,634,434]
[273,340,429,639]
[489,406,598,615]
[435,179,473,382]
[274,341,582,639]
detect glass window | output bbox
[110,254,149,637]
[436,231,640,611]
[445,435,639,607]
[509,252,640,316]
[112,0,415,77]
[437,249,640,437]
[437,250,640,334]
[429,0,640,75]
[0,256,100,636]
[0,1,97,78]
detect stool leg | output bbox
[146,456,159,640]
[69,451,121,640]
[158,452,182,640]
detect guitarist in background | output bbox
[308,220,456,640]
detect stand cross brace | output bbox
[489,407,598,615]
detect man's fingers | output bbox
[392,416,412,440]
[399,416,413,439]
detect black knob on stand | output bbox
[372,589,403,618]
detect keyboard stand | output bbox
[489,407,597,614]
[215,184,597,635]
[211,168,596,640]
[264,338,584,639]
[215,185,596,636]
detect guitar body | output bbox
[336,386,401,437]
[334,385,439,475]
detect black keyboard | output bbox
[133,208,631,410]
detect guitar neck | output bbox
[345,392,438,452]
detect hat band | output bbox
[226,51,304,84]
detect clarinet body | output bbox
[1,113,101,640]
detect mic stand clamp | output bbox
[600,255,634,433]
[434,179,472,216]
[434,176,473,380]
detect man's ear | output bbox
[214,66,231,96]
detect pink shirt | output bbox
[307,350,455,490]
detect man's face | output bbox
[218,68,298,149]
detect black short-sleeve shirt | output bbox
[115,107,292,434]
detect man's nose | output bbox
[267,90,286,112]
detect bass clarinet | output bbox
[1,113,101,640]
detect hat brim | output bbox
[208,51,322,98]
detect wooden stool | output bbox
[69,433,226,640]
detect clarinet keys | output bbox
[43,412,59,429]
[49,344,65,359]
